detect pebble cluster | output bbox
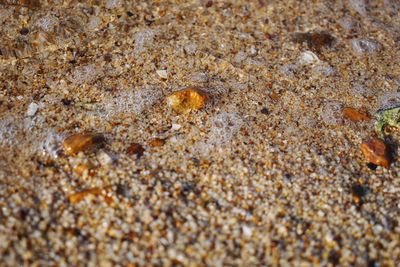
[0,0,400,266]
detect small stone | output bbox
[26,102,39,117]
[68,188,102,203]
[260,108,269,115]
[270,92,281,101]
[342,107,370,122]
[166,87,208,113]
[103,53,112,62]
[249,45,257,55]
[351,184,367,204]
[97,150,114,166]
[242,225,252,237]
[291,32,335,52]
[73,163,94,177]
[67,187,112,204]
[366,162,377,170]
[171,123,181,131]
[156,69,168,79]
[350,38,380,55]
[360,138,390,168]
[299,51,320,65]
[20,27,29,35]
[126,143,144,157]
[148,138,165,147]
[61,98,72,106]
[62,133,104,156]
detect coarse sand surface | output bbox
[0,0,400,266]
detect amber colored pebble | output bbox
[166,87,207,113]
[73,163,94,177]
[68,188,102,203]
[62,133,104,156]
[291,32,335,52]
[148,138,165,147]
[68,188,113,204]
[360,138,390,168]
[270,91,281,101]
[343,107,370,122]
[103,195,114,205]
[127,143,145,157]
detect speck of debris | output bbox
[20,28,29,35]
[260,107,269,115]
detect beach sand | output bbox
[0,0,399,266]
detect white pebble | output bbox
[242,225,252,237]
[27,103,39,117]
[350,38,380,55]
[249,45,257,55]
[97,151,114,166]
[299,51,320,65]
[156,69,168,79]
[171,123,181,131]
[169,136,178,143]
[325,233,334,243]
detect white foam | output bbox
[0,116,19,145]
[234,51,247,64]
[349,0,368,16]
[69,64,101,85]
[184,43,197,55]
[378,92,400,109]
[338,16,356,31]
[190,72,208,83]
[105,0,121,9]
[35,15,59,32]
[100,86,162,117]
[320,101,343,125]
[40,130,65,159]
[196,112,244,154]
[87,16,102,31]
[134,30,155,54]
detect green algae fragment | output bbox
[375,106,400,138]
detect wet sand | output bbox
[0,0,400,266]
